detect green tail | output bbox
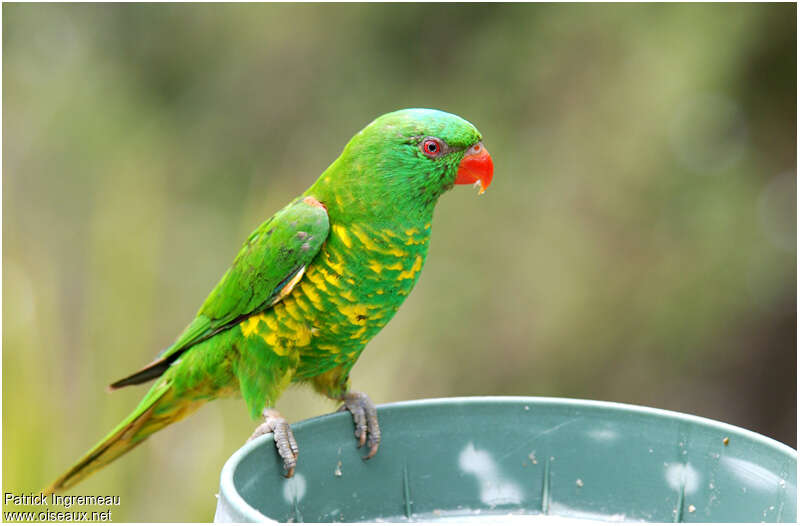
[44,381,203,494]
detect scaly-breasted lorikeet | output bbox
[46,108,494,492]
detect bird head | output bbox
[309,108,493,222]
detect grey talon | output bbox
[339,391,381,460]
[249,408,298,478]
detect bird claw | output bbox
[248,408,298,477]
[338,392,380,460]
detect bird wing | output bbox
[109,196,329,389]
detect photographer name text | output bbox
[4,493,120,522]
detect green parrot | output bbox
[45,108,494,493]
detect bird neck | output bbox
[305,157,440,229]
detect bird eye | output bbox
[421,138,442,158]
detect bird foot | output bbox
[248,408,298,477]
[337,391,380,460]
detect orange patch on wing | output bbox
[303,196,327,210]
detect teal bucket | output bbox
[214,397,796,522]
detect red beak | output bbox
[455,142,494,194]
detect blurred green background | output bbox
[3,3,796,522]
